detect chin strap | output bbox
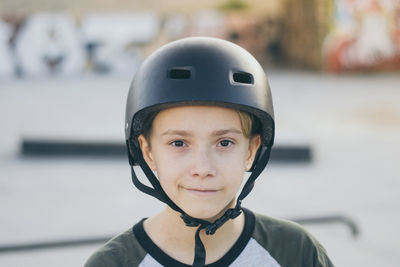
[181,203,242,266]
[193,226,206,266]
[180,203,242,235]
[127,140,272,266]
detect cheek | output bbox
[152,151,185,187]
[216,146,249,168]
[224,164,245,188]
[223,148,249,185]
[217,152,247,183]
[155,164,179,200]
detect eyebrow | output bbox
[212,128,242,136]
[160,128,242,137]
[160,130,193,137]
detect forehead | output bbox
[152,105,241,131]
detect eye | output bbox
[170,140,186,147]
[218,140,233,147]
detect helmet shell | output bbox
[125,37,274,165]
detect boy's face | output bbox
[139,106,261,221]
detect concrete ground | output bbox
[0,70,399,266]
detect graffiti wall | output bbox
[324,0,400,72]
[0,12,166,79]
[3,2,398,77]
[0,11,281,79]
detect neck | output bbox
[143,203,245,265]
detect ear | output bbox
[138,134,157,171]
[245,135,261,171]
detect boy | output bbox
[85,37,334,266]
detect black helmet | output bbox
[125,37,274,265]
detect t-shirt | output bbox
[85,208,334,266]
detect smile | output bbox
[183,187,220,196]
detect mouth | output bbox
[182,187,220,196]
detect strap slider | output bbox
[181,214,200,227]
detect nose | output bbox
[189,147,217,178]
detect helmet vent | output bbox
[233,72,253,84]
[168,68,191,79]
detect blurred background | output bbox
[0,0,399,266]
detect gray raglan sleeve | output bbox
[84,228,148,267]
[252,213,334,267]
[307,232,334,267]
[84,248,121,267]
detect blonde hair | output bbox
[237,110,254,139]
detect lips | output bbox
[182,187,220,196]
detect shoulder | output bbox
[253,212,312,244]
[252,212,334,267]
[84,226,147,267]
